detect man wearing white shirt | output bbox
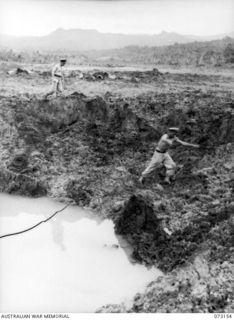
[44,59,66,99]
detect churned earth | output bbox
[0,62,234,312]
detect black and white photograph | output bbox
[0,0,234,315]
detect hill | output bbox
[92,37,234,67]
[0,28,233,51]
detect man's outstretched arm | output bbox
[176,137,199,148]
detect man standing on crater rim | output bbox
[139,127,199,185]
[44,58,67,99]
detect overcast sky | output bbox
[0,0,234,37]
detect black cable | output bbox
[0,203,70,239]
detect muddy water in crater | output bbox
[0,193,161,312]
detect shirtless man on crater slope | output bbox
[139,127,199,185]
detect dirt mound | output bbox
[115,193,166,237]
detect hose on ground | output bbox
[0,204,70,239]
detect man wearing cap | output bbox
[139,127,199,184]
[44,59,67,99]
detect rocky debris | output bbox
[38,70,51,77]
[111,200,125,213]
[7,68,32,76]
[82,71,109,81]
[114,193,169,265]
[96,303,127,313]
[108,74,117,80]
[115,193,166,236]
[0,167,47,197]
[67,70,84,79]
[129,68,163,83]
[49,67,163,83]
[114,172,233,271]
[98,254,234,313]
[128,262,234,313]
[99,68,164,83]
[7,152,29,173]
[66,179,93,206]
[92,71,109,81]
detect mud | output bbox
[0,67,234,312]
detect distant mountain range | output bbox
[0,28,234,51]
